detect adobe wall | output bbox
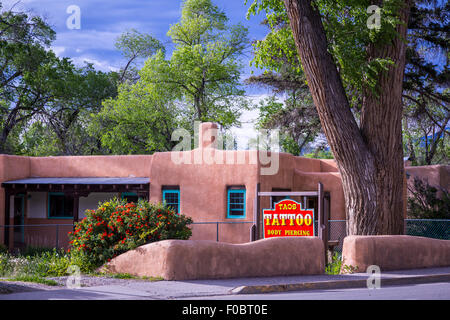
[28,155,152,178]
[0,155,32,246]
[342,235,450,272]
[0,154,153,247]
[106,237,325,280]
[149,149,260,244]
[405,164,449,192]
[259,153,346,220]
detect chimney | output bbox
[199,122,218,149]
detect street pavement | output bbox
[1,266,449,300]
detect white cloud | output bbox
[50,46,66,57]
[229,94,270,149]
[71,56,119,72]
[54,30,121,52]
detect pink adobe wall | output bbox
[0,155,32,246]
[405,165,449,191]
[106,237,325,280]
[259,153,346,220]
[342,235,450,271]
[29,155,153,178]
[149,149,260,244]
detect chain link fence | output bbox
[405,219,450,240]
[328,219,450,253]
[0,219,448,251]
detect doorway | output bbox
[13,194,25,246]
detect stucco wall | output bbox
[342,235,450,271]
[149,149,260,244]
[405,165,449,192]
[29,155,152,178]
[0,155,31,246]
[106,237,325,280]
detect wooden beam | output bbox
[258,191,318,197]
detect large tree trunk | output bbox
[283,0,411,235]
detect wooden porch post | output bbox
[4,189,10,248]
[73,194,79,224]
[317,182,326,263]
[254,183,260,240]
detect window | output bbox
[162,188,180,214]
[48,193,74,219]
[271,188,291,208]
[227,188,246,218]
[121,192,139,204]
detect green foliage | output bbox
[303,149,334,159]
[325,252,342,275]
[6,274,59,286]
[246,0,407,104]
[68,198,193,270]
[16,121,59,156]
[164,0,250,127]
[0,248,72,280]
[325,252,359,274]
[91,55,183,154]
[93,0,250,153]
[407,177,450,219]
[115,28,165,83]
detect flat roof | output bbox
[2,177,150,185]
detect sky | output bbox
[1,0,273,147]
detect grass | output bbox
[325,251,359,275]
[325,252,343,275]
[1,275,59,286]
[100,272,163,281]
[0,248,164,287]
[0,247,72,286]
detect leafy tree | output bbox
[94,0,251,154]
[162,0,250,128]
[407,176,450,219]
[402,0,449,165]
[247,0,412,235]
[115,28,165,83]
[0,6,59,153]
[403,98,449,166]
[16,121,59,156]
[91,54,184,154]
[40,64,118,155]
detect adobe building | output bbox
[0,122,447,250]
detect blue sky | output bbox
[2,0,269,84]
[1,0,277,147]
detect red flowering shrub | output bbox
[68,198,193,269]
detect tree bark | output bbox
[283,0,411,235]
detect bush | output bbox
[68,197,193,270]
[407,177,450,219]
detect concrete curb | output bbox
[230,273,450,295]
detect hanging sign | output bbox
[263,199,315,238]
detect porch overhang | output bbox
[1,177,150,195]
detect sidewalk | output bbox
[1,266,449,300]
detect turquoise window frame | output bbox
[47,192,73,219]
[162,189,180,214]
[227,189,246,219]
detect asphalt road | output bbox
[184,282,450,300]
